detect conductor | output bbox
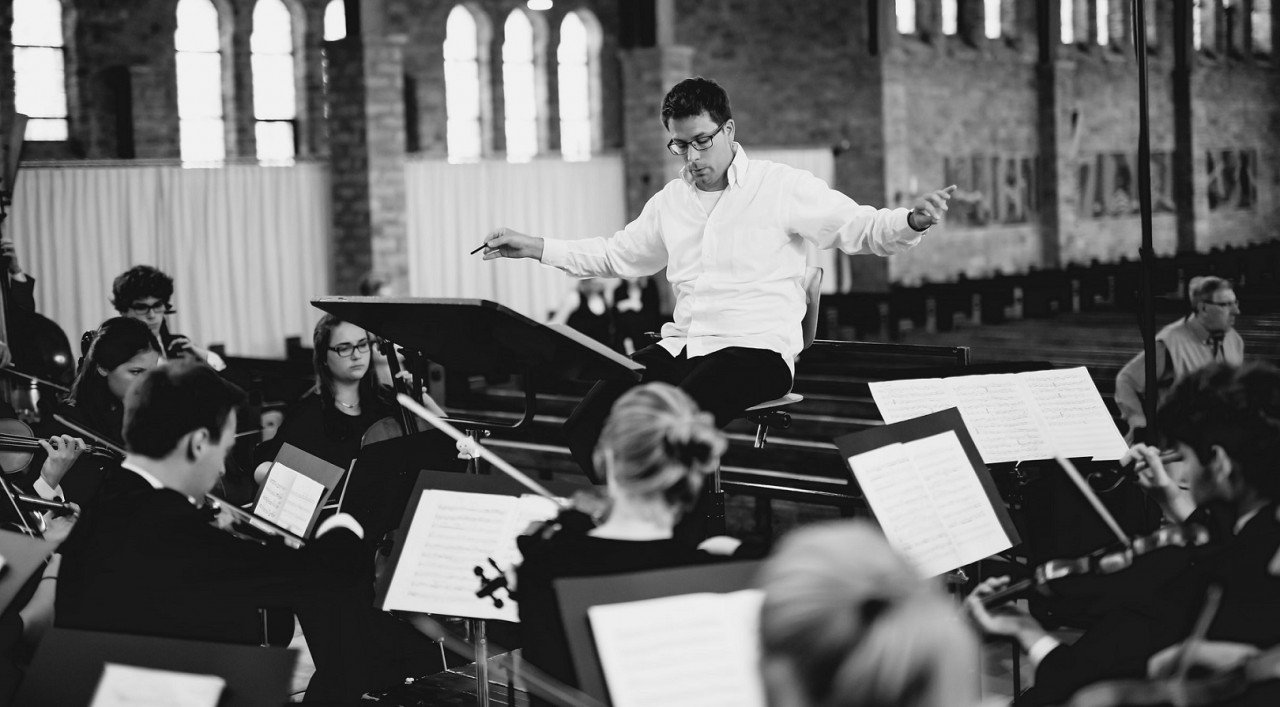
[482,76,956,480]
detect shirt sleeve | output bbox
[540,193,669,278]
[205,349,227,372]
[33,476,64,501]
[786,171,924,256]
[1028,635,1063,669]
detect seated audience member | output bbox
[612,276,662,355]
[968,362,1280,706]
[515,382,757,702]
[1115,276,1243,441]
[549,277,617,349]
[55,361,431,702]
[109,265,226,371]
[44,317,160,502]
[759,521,979,707]
[253,314,396,478]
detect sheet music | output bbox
[588,590,766,707]
[868,379,959,424]
[847,431,1013,577]
[90,663,224,707]
[381,490,559,621]
[1020,367,1128,461]
[948,374,1054,464]
[253,462,326,537]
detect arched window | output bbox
[941,0,958,35]
[176,0,226,163]
[252,0,298,161]
[502,10,538,162]
[1253,0,1272,55]
[1061,0,1075,44]
[324,0,346,40]
[444,5,483,162]
[1096,0,1109,45]
[896,0,916,34]
[13,0,68,141]
[558,11,595,161]
[984,0,1001,39]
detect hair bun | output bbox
[662,428,714,468]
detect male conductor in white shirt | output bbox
[482,77,955,481]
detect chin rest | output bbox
[743,393,805,448]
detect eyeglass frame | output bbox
[327,338,374,358]
[1203,299,1240,309]
[127,300,174,316]
[666,120,730,156]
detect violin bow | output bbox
[397,394,569,509]
[1055,454,1132,549]
[52,414,126,457]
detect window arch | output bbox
[324,0,346,41]
[176,0,226,163]
[896,0,916,34]
[13,0,69,141]
[941,0,958,35]
[444,5,484,162]
[502,10,539,162]
[558,11,599,161]
[251,0,299,161]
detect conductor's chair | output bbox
[707,266,823,537]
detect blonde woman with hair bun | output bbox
[516,382,760,705]
[759,521,981,707]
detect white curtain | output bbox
[405,155,627,321]
[9,162,331,357]
[750,147,838,294]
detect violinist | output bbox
[54,360,435,702]
[109,265,226,371]
[515,382,761,704]
[44,317,159,503]
[252,314,396,479]
[967,362,1280,706]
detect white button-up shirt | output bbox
[540,145,927,375]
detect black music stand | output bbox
[554,561,762,704]
[376,469,597,707]
[16,628,296,707]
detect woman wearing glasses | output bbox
[110,265,226,372]
[252,314,394,478]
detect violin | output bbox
[0,416,120,475]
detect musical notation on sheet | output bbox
[253,462,325,537]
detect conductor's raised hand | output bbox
[908,184,958,231]
[481,228,544,261]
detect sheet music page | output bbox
[846,444,960,577]
[497,494,561,568]
[90,663,224,707]
[252,462,326,537]
[588,590,766,707]
[947,374,1054,463]
[382,490,520,621]
[868,378,960,424]
[903,431,1013,568]
[1020,367,1129,461]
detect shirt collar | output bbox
[120,459,199,506]
[1184,314,1221,345]
[681,143,748,192]
[1235,505,1265,535]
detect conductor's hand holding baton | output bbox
[475,227,544,260]
[907,184,957,231]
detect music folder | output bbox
[834,408,1019,578]
[251,443,344,539]
[15,628,297,707]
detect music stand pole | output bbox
[471,618,490,707]
[708,464,726,537]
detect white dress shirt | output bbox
[541,145,926,374]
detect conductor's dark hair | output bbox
[124,360,245,458]
[69,317,161,408]
[661,77,732,129]
[1158,362,1280,501]
[111,265,174,312]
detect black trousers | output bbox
[563,344,793,482]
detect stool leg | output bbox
[754,423,768,448]
[707,464,727,536]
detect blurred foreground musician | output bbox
[968,362,1280,706]
[55,360,433,703]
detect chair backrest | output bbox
[801,266,823,352]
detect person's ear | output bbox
[186,428,210,462]
[725,119,735,140]
[1209,445,1237,490]
[95,366,108,377]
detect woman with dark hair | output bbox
[252,314,395,477]
[49,317,160,501]
[514,382,757,701]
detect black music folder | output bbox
[835,407,1019,577]
[555,561,763,705]
[15,628,296,707]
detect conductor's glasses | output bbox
[328,339,373,358]
[666,120,728,156]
